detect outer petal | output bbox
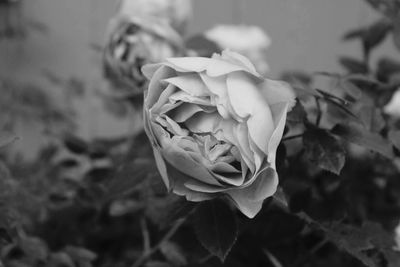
[163,73,209,96]
[226,72,274,154]
[267,103,289,168]
[165,57,211,72]
[165,161,215,202]
[228,196,263,219]
[227,168,278,218]
[145,65,176,108]
[261,79,296,110]
[152,147,170,189]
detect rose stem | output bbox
[131,218,186,267]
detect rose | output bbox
[117,0,192,35]
[142,50,295,218]
[103,15,184,94]
[204,25,271,75]
[384,88,400,117]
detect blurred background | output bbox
[1,0,399,159]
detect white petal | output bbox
[159,134,221,186]
[261,79,296,111]
[169,91,213,106]
[227,195,263,219]
[226,72,274,153]
[267,103,289,168]
[168,103,204,122]
[164,73,209,96]
[142,63,163,80]
[152,147,170,189]
[145,65,176,108]
[184,180,227,193]
[165,57,210,72]
[219,50,258,74]
[185,112,220,133]
[164,161,215,201]
[227,168,278,218]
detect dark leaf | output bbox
[160,241,187,266]
[388,130,400,150]
[105,159,155,201]
[393,14,400,52]
[343,19,391,53]
[287,100,307,124]
[339,57,368,74]
[186,34,221,57]
[364,20,392,51]
[377,57,400,82]
[303,129,346,175]
[193,199,238,262]
[64,135,89,155]
[331,123,394,159]
[358,106,385,132]
[343,28,365,41]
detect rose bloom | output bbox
[117,0,192,35]
[142,50,295,218]
[204,25,271,75]
[384,88,400,117]
[103,16,184,94]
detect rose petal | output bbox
[145,65,176,108]
[151,84,177,112]
[169,91,213,106]
[152,147,170,189]
[267,103,289,168]
[165,162,215,201]
[165,57,210,72]
[219,50,258,75]
[261,79,296,110]
[227,168,278,218]
[157,133,221,186]
[185,112,220,133]
[142,63,162,80]
[168,103,215,123]
[227,195,263,218]
[163,73,209,96]
[226,72,274,154]
[184,180,227,193]
[216,120,255,174]
[200,73,239,120]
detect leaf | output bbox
[393,14,400,52]
[299,213,400,267]
[388,130,400,150]
[287,100,307,124]
[343,19,391,53]
[339,57,368,74]
[358,106,385,132]
[64,135,89,155]
[377,57,400,82]
[185,34,221,57]
[105,159,154,201]
[338,79,363,101]
[160,241,187,266]
[331,123,394,159]
[193,199,238,262]
[303,129,346,175]
[363,20,392,52]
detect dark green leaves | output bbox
[304,129,346,175]
[193,199,238,262]
[331,124,394,159]
[339,56,368,74]
[302,213,400,267]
